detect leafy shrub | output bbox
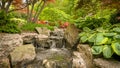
[0,11,21,33]
[0,22,21,33]
[39,7,71,22]
[79,27,120,58]
[75,9,116,29]
[10,12,27,19]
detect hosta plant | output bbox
[79,27,120,58]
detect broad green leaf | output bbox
[111,42,120,56]
[92,46,103,55]
[104,33,116,37]
[83,27,91,32]
[114,35,120,40]
[106,38,112,44]
[79,32,86,37]
[88,33,96,43]
[95,33,108,45]
[96,27,108,32]
[100,37,109,44]
[103,45,113,58]
[80,35,88,43]
[113,27,120,33]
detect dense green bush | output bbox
[79,27,120,58]
[39,7,71,22]
[0,22,21,33]
[74,9,116,29]
[0,11,21,33]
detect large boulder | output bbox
[25,48,72,68]
[76,44,94,68]
[94,58,120,68]
[0,34,23,57]
[0,57,10,68]
[10,44,36,67]
[64,24,80,48]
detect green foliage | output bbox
[79,27,120,58]
[21,23,54,31]
[39,7,71,22]
[92,45,103,55]
[111,42,120,56]
[0,22,21,33]
[21,23,45,31]
[45,0,75,15]
[113,27,120,33]
[10,18,26,24]
[103,45,114,58]
[75,9,116,29]
[95,33,108,45]
[11,12,27,19]
[0,11,21,33]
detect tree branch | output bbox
[29,0,37,22]
[8,4,29,13]
[1,0,6,10]
[33,0,43,22]
[34,0,43,17]
[33,0,46,23]
[26,0,30,23]
[6,0,13,13]
[0,2,1,7]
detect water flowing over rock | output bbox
[10,44,36,67]
[25,48,72,68]
[35,34,49,48]
[35,29,65,49]
[49,36,64,48]
[2,27,120,68]
[50,28,65,37]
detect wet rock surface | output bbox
[25,48,72,68]
[94,58,120,68]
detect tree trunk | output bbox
[33,0,46,23]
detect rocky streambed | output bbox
[0,25,120,68]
